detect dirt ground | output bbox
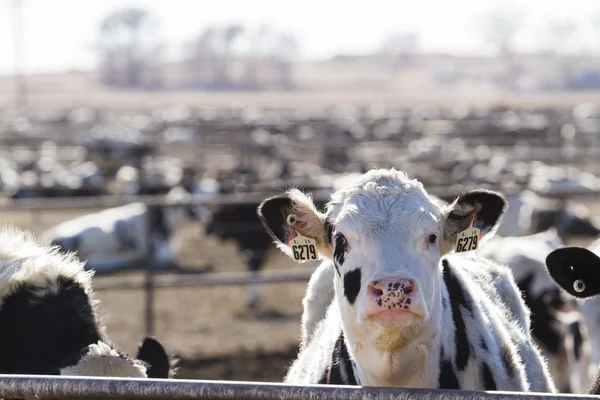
[0,198,599,383]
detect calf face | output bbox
[258,169,506,349]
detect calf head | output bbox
[258,169,506,349]
[546,246,600,299]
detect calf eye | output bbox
[428,234,437,244]
[335,234,347,249]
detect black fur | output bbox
[447,190,507,235]
[482,362,497,390]
[438,351,460,389]
[442,259,472,371]
[136,336,172,378]
[319,333,357,385]
[324,218,334,245]
[570,322,583,361]
[343,268,361,305]
[257,195,294,244]
[545,247,600,298]
[518,273,562,354]
[0,276,103,374]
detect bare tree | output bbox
[481,7,524,57]
[185,24,244,89]
[95,7,164,89]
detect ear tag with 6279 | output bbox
[455,219,480,253]
[288,233,318,262]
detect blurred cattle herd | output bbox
[1,101,600,309]
[1,102,599,200]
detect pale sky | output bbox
[1,0,600,75]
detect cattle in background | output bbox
[41,186,209,273]
[544,243,600,395]
[477,230,593,393]
[0,227,174,378]
[498,190,600,241]
[258,168,555,391]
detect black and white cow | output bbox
[544,242,600,395]
[0,227,174,378]
[477,230,593,393]
[41,187,210,273]
[258,168,555,391]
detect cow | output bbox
[0,227,174,378]
[544,241,600,395]
[257,168,555,391]
[41,186,210,273]
[476,229,593,393]
[497,191,600,241]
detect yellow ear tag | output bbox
[455,218,481,253]
[288,232,319,262]
[285,213,319,262]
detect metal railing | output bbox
[0,375,597,400]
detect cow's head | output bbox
[546,246,600,299]
[258,169,506,348]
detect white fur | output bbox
[60,341,148,377]
[0,227,94,305]
[271,169,555,391]
[300,260,335,348]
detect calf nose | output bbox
[368,277,416,310]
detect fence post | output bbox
[144,204,160,337]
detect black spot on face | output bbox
[442,259,472,371]
[482,362,497,390]
[343,268,362,305]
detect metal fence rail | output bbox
[0,375,597,400]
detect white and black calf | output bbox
[258,168,555,391]
[476,230,593,393]
[0,228,174,378]
[41,187,209,273]
[544,242,600,395]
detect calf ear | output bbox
[545,247,600,298]
[136,336,173,379]
[257,189,333,261]
[442,189,507,253]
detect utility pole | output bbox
[11,0,26,112]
